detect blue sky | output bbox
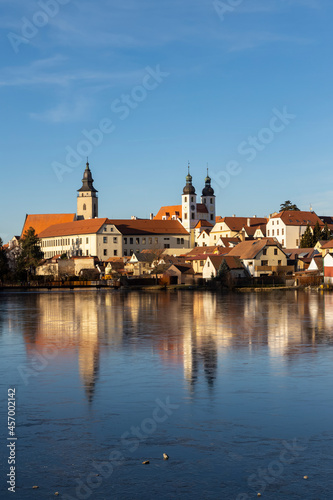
[1,0,333,241]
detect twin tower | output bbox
[181,168,215,232]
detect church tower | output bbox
[182,166,197,232]
[77,161,98,220]
[201,169,215,223]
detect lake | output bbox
[0,289,333,499]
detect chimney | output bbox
[247,218,250,226]
[233,214,236,217]
[150,213,154,220]
[240,230,245,242]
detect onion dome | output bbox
[183,166,196,195]
[202,168,214,196]
[77,160,98,193]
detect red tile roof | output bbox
[272,211,324,226]
[107,219,189,235]
[38,218,108,238]
[154,205,182,220]
[228,238,283,260]
[208,255,244,271]
[320,239,333,249]
[21,213,76,237]
[154,203,209,220]
[214,216,268,232]
[195,219,214,229]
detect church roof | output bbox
[21,213,76,237]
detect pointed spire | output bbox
[78,161,98,193]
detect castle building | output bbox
[77,161,98,220]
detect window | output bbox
[274,249,278,255]
[86,250,89,256]
[267,230,270,236]
[278,260,281,265]
[103,237,107,243]
[214,235,216,240]
[191,197,194,202]
[203,198,206,203]
[164,237,170,240]
[124,250,128,256]
[296,239,299,246]
[124,237,127,244]
[177,238,180,244]
[155,238,158,244]
[184,197,187,202]
[191,213,195,219]
[210,214,214,220]
[103,249,107,256]
[83,204,86,211]
[80,238,82,244]
[277,220,279,225]
[136,238,139,244]
[184,213,188,219]
[200,260,204,266]
[272,230,274,236]
[110,227,113,232]
[261,260,268,266]
[164,244,170,248]
[272,221,274,225]
[86,237,89,244]
[113,237,117,243]
[207,261,210,267]
[181,238,184,244]
[263,249,267,255]
[130,238,133,244]
[282,229,284,235]
[277,229,279,236]
[114,250,117,256]
[282,239,285,246]
[142,238,146,244]
[210,198,213,204]
[149,238,152,244]
[104,227,107,231]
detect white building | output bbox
[266,211,323,248]
[38,218,190,260]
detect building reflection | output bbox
[5,289,333,403]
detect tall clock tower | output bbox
[77,161,98,220]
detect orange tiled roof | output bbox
[209,255,244,271]
[21,213,76,237]
[228,238,284,260]
[154,205,182,220]
[272,211,324,226]
[213,216,268,232]
[195,220,214,229]
[154,203,209,220]
[319,239,333,249]
[38,218,108,238]
[107,219,189,235]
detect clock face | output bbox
[191,205,195,210]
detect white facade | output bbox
[266,218,303,248]
[40,221,190,261]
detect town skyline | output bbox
[2,0,333,241]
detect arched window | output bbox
[83,204,86,211]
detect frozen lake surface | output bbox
[1,289,333,499]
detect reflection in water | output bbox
[1,290,333,403]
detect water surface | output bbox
[0,289,333,499]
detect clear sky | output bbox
[1,0,333,242]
